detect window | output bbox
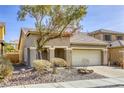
[116,36,123,40]
[103,35,111,41]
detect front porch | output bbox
[25,46,72,67]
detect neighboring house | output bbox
[18,28,108,67]
[108,40,124,66]
[0,22,5,55]
[89,29,124,67]
[89,29,124,43]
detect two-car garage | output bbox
[70,32,108,67]
[72,49,102,66]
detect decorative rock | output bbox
[77,68,94,74]
[20,68,26,72]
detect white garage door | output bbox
[72,49,101,66]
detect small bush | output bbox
[0,57,14,80]
[50,58,68,74]
[32,60,51,73]
[51,58,68,67]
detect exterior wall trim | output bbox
[71,47,106,50]
[53,46,69,48]
[71,43,107,46]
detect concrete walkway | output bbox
[8,77,124,88]
[88,66,124,78]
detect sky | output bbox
[0,5,124,42]
[82,5,124,33]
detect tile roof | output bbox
[20,28,107,46]
[89,29,124,35]
[70,32,107,45]
[21,27,36,34]
[110,40,124,47]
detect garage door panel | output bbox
[72,50,101,66]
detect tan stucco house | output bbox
[89,29,124,43]
[0,22,5,55]
[108,40,124,66]
[18,28,108,67]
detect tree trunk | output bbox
[37,51,42,59]
[52,64,57,74]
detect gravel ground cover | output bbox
[0,68,106,87]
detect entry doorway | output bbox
[55,48,66,60]
[42,48,49,60]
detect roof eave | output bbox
[70,42,107,46]
[89,31,124,35]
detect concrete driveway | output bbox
[88,66,124,78]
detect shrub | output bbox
[51,58,68,67]
[0,57,14,80]
[50,58,68,74]
[77,68,94,74]
[32,60,51,73]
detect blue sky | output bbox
[0,5,124,42]
[82,5,124,33]
[0,5,35,42]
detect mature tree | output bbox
[18,5,87,58]
[4,43,15,53]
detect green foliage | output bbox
[18,5,87,51]
[0,57,14,80]
[32,59,51,73]
[4,43,15,52]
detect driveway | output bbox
[88,66,124,78]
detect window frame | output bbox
[116,35,123,40]
[103,34,112,41]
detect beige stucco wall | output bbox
[112,35,116,41]
[94,33,103,40]
[25,35,37,48]
[19,32,26,63]
[21,34,70,64]
[90,33,103,41]
[25,35,70,48]
[46,37,70,47]
[71,44,106,49]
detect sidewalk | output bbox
[8,77,124,88]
